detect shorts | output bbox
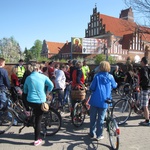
[140,89,150,107]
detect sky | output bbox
[0,0,145,51]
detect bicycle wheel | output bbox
[51,97,61,110]
[108,118,120,150]
[71,101,86,127]
[111,99,132,125]
[118,84,125,96]
[40,107,61,136]
[0,108,14,134]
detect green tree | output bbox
[30,40,42,60]
[108,55,116,64]
[37,56,49,63]
[95,54,106,64]
[94,54,116,65]
[23,47,32,62]
[22,39,43,62]
[0,36,21,62]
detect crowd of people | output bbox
[112,57,150,127]
[0,58,91,146]
[0,56,149,146]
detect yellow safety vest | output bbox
[17,66,25,78]
[82,65,90,80]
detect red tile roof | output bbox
[100,14,150,42]
[100,14,137,37]
[59,42,71,53]
[142,33,150,42]
[138,26,150,41]
[46,41,64,54]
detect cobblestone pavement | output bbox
[0,93,150,150]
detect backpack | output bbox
[140,66,150,87]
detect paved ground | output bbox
[0,93,150,150]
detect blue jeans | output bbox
[58,90,64,106]
[0,91,17,125]
[64,85,71,104]
[90,105,107,138]
[0,91,7,110]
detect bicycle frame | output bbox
[105,100,120,150]
[105,108,120,135]
[50,88,62,109]
[0,90,62,136]
[125,93,142,114]
[10,99,34,126]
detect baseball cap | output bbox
[19,59,24,62]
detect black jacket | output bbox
[140,66,150,90]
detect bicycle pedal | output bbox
[19,128,23,133]
[18,125,26,133]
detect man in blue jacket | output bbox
[0,57,10,109]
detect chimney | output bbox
[119,7,134,22]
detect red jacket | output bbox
[48,66,54,79]
[72,68,84,89]
[11,73,20,86]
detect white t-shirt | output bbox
[55,69,66,90]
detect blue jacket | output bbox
[23,71,54,104]
[89,72,117,108]
[0,68,10,90]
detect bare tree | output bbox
[124,0,150,25]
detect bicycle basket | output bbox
[71,89,86,100]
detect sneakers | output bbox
[139,121,150,126]
[34,139,42,146]
[88,133,95,138]
[95,135,104,141]
[88,133,104,140]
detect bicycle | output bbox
[104,99,120,150]
[0,90,62,137]
[49,88,62,109]
[111,85,146,125]
[118,76,138,96]
[49,85,72,113]
[118,82,126,96]
[71,94,90,127]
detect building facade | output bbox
[41,6,150,63]
[85,6,150,63]
[41,40,64,59]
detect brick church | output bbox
[41,6,150,63]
